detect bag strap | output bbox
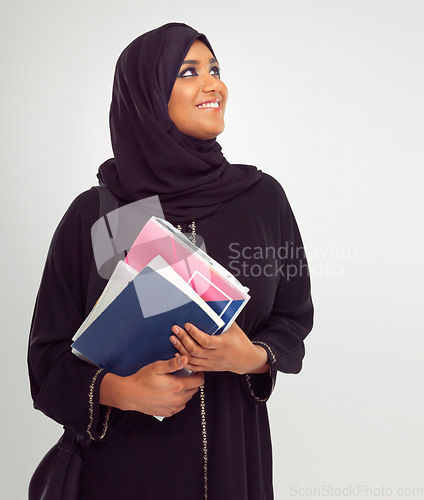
[87,185,120,297]
[41,428,78,500]
[96,184,121,259]
[95,184,120,218]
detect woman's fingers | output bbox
[173,324,217,349]
[170,324,227,371]
[170,334,204,361]
[185,362,212,372]
[183,323,214,348]
[171,337,210,367]
[170,335,190,357]
[171,325,204,355]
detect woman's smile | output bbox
[195,99,221,109]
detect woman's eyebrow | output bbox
[181,58,219,65]
[181,59,199,65]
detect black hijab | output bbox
[97,22,262,222]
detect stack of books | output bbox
[71,217,250,377]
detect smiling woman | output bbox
[168,40,228,140]
[28,22,313,500]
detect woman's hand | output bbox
[100,354,204,418]
[170,322,269,375]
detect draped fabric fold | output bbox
[97,22,262,222]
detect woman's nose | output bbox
[201,72,221,93]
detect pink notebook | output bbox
[124,217,250,333]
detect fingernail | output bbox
[185,323,191,332]
[172,326,180,335]
[170,336,177,345]
[177,354,182,365]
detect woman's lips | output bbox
[195,101,221,111]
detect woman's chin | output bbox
[191,123,225,141]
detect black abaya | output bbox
[28,172,313,499]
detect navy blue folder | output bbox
[71,263,223,376]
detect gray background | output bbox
[1,1,423,498]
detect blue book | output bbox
[72,256,224,376]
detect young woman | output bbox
[28,23,313,500]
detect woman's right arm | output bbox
[28,191,112,440]
[28,190,203,440]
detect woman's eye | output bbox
[178,67,197,78]
[210,66,221,78]
[177,66,221,79]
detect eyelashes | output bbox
[178,65,221,79]
[210,66,221,78]
[178,67,197,78]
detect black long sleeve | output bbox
[28,188,110,440]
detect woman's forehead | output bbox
[183,40,216,62]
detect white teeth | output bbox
[196,101,220,108]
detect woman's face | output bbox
[168,40,228,140]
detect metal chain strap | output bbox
[176,220,208,500]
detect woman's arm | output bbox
[28,190,117,440]
[28,190,205,437]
